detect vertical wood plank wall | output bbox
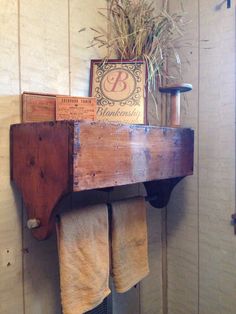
[167,1,199,313]
[167,1,236,314]
[1,1,235,314]
[0,1,23,314]
[0,1,162,313]
[199,1,236,313]
[20,1,69,313]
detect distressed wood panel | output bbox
[20,0,69,313]
[0,1,23,313]
[167,0,199,313]
[199,1,236,313]
[11,122,72,240]
[73,123,193,191]
[10,120,193,240]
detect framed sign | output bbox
[89,59,147,124]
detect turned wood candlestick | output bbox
[159,84,192,127]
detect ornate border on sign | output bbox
[89,59,147,124]
[94,62,143,107]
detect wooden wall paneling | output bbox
[140,206,163,314]
[70,0,107,96]
[0,1,23,313]
[20,0,69,313]
[111,281,140,314]
[20,0,69,95]
[167,1,199,313]
[199,1,236,313]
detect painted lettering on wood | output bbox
[56,96,96,121]
[90,60,147,124]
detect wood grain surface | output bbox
[73,121,193,191]
[22,92,56,122]
[11,120,193,240]
[11,121,72,240]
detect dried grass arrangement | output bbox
[87,0,188,88]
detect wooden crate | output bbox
[10,121,194,239]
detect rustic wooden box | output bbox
[10,121,194,239]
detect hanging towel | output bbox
[56,204,111,314]
[111,197,149,293]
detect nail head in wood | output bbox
[27,219,41,229]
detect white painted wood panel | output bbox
[199,1,236,313]
[167,0,199,313]
[70,0,107,96]
[20,0,69,95]
[20,1,69,313]
[0,1,23,313]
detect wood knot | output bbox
[40,169,44,179]
[29,156,35,166]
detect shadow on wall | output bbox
[166,176,196,239]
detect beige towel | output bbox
[111,197,149,293]
[56,204,111,314]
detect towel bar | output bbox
[10,120,194,240]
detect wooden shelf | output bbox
[10,121,194,240]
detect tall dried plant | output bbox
[87,0,188,88]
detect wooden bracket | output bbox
[144,177,184,208]
[10,121,72,240]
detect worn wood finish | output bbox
[22,92,57,122]
[11,120,194,240]
[11,121,72,240]
[73,122,193,190]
